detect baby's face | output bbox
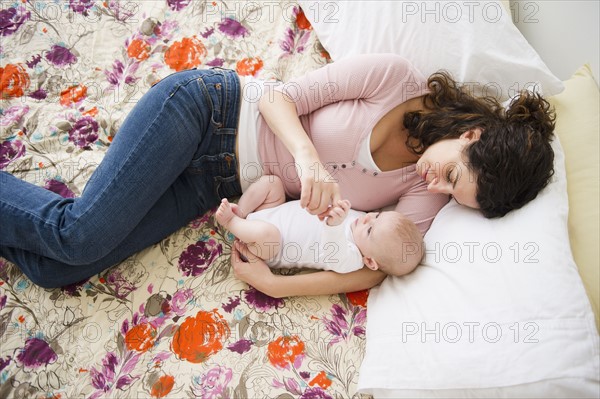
[351,211,422,276]
[350,211,397,258]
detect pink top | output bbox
[257,53,449,235]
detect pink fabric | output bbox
[257,54,449,234]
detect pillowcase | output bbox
[298,0,564,100]
[357,68,600,397]
[548,64,600,330]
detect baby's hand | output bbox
[325,199,351,226]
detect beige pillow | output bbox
[548,65,600,330]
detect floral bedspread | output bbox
[0,1,370,398]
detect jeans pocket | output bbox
[197,77,224,128]
[214,174,241,199]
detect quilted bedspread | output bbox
[0,1,371,398]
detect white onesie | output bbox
[246,200,365,273]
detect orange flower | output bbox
[267,335,305,369]
[309,371,332,389]
[127,38,151,61]
[296,9,312,30]
[124,323,157,353]
[150,375,175,398]
[0,63,30,99]
[171,309,229,363]
[235,57,263,77]
[164,37,207,72]
[59,84,87,107]
[346,290,369,307]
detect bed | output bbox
[1,1,598,398]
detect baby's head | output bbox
[351,211,424,277]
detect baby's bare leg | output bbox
[215,199,281,261]
[236,175,286,218]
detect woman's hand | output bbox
[258,90,340,216]
[295,149,341,216]
[231,240,386,299]
[231,240,277,295]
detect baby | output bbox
[216,175,424,277]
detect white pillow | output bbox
[357,137,600,397]
[298,0,564,100]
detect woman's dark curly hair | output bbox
[404,71,556,218]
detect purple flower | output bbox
[227,339,253,354]
[44,179,75,198]
[0,356,11,372]
[26,54,42,69]
[200,27,214,38]
[0,294,7,310]
[189,212,211,228]
[0,259,9,283]
[171,288,193,316]
[0,105,29,126]
[191,366,233,399]
[68,116,98,149]
[167,0,191,11]
[61,279,88,296]
[222,295,241,313]
[178,240,222,277]
[106,1,136,22]
[206,58,224,67]
[105,60,125,86]
[0,140,26,170]
[323,304,347,340]
[16,338,58,369]
[69,0,95,15]
[45,44,77,67]
[90,352,117,390]
[243,287,284,312]
[89,351,140,398]
[105,268,140,299]
[29,88,48,100]
[300,387,333,399]
[322,304,366,344]
[218,18,249,39]
[104,59,139,87]
[280,28,310,55]
[0,6,30,37]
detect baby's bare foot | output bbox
[215,198,235,227]
[230,203,244,218]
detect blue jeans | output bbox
[0,68,242,288]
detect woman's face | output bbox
[415,130,481,209]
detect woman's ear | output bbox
[461,128,482,141]
[363,257,380,271]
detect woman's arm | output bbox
[258,54,417,215]
[258,89,340,215]
[231,240,386,298]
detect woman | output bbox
[0,54,555,289]
[231,54,556,298]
